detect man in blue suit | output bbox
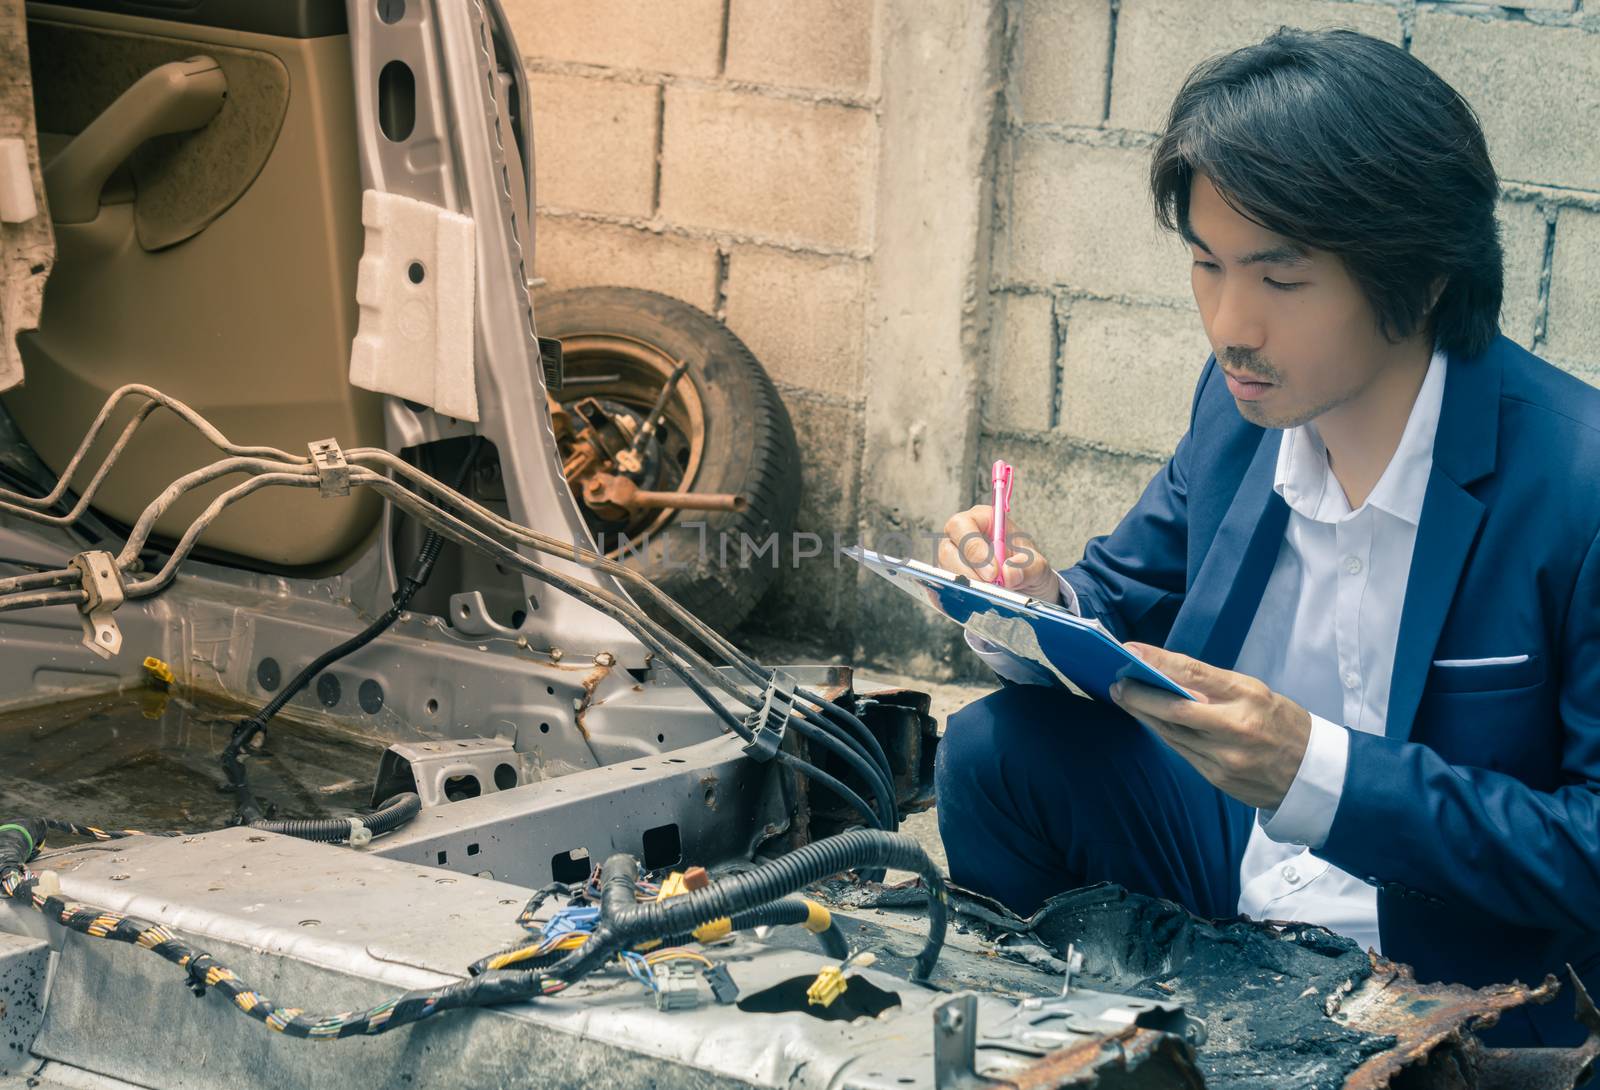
[935,28,1600,1050]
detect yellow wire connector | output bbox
[806,965,847,1008]
[801,899,833,935]
[142,656,175,687]
[655,872,690,901]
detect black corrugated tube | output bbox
[249,793,420,845]
[555,829,948,984]
[725,897,851,960]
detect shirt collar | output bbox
[1273,343,1447,525]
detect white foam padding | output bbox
[0,138,38,224]
[349,189,479,421]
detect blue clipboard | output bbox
[846,546,1193,703]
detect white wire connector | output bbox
[309,439,351,498]
[346,817,372,848]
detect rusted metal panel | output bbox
[1008,1027,1206,1090]
[1339,962,1600,1090]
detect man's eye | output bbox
[1263,277,1303,291]
[1192,260,1219,271]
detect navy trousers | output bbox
[935,682,1254,919]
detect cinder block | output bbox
[529,74,658,217]
[1012,0,1112,126]
[1059,299,1210,455]
[983,291,1057,432]
[1429,0,1572,10]
[1413,13,1600,192]
[725,0,875,93]
[532,216,720,312]
[1003,138,1191,300]
[1545,207,1600,365]
[1109,0,1402,133]
[724,248,868,399]
[976,434,1167,570]
[504,0,724,77]
[660,88,876,250]
[1498,200,1548,352]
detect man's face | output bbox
[1184,173,1395,429]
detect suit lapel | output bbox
[1385,479,1485,740]
[1167,429,1289,667]
[1385,342,1503,740]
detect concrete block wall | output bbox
[504,0,883,644]
[984,0,1600,623]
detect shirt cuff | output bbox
[1055,573,1080,614]
[964,628,1055,685]
[1258,714,1349,850]
[964,572,1080,685]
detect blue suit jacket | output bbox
[1061,334,1600,1047]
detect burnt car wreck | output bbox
[0,1,1597,1088]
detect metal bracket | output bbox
[742,671,796,762]
[933,994,1008,1089]
[371,737,523,809]
[308,438,351,498]
[68,549,124,659]
[537,335,563,394]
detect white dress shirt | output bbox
[968,346,1448,954]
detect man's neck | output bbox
[1315,340,1434,510]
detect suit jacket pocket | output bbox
[1427,653,1544,693]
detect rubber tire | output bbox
[534,287,802,638]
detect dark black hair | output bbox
[1150,27,1503,359]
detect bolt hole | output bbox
[656,733,665,743]
[539,721,550,734]
[426,698,439,715]
[408,260,426,284]
[443,774,481,802]
[551,847,590,884]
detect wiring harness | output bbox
[0,385,902,835]
[0,822,947,1040]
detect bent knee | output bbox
[939,685,1150,786]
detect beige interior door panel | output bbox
[6,6,384,572]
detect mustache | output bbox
[1219,349,1282,384]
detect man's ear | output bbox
[1426,275,1448,312]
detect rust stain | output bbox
[1009,1026,1205,1090]
[570,662,613,740]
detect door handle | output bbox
[44,55,227,225]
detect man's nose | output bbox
[1209,280,1266,352]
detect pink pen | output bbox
[990,459,1014,587]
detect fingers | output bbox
[938,536,988,582]
[1112,678,1209,723]
[943,505,1003,581]
[1124,643,1248,700]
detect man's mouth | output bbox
[1223,369,1275,402]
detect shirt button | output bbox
[1343,555,1363,575]
[1282,865,1300,884]
[1343,671,1360,689]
